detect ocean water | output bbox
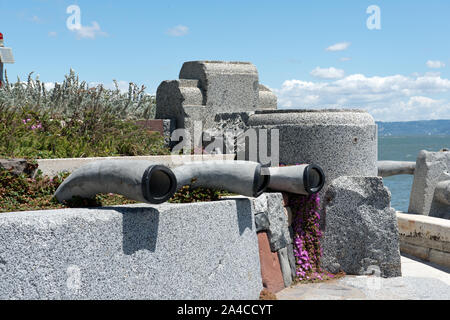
[378,135,450,212]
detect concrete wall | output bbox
[36,154,235,177]
[0,199,262,300]
[397,212,450,268]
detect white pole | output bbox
[0,62,4,87]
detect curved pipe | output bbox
[267,164,325,195]
[378,161,416,178]
[54,160,177,204]
[172,160,269,198]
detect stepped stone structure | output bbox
[155,61,277,136]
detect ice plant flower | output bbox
[289,193,327,281]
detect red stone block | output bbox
[257,232,285,293]
[135,120,164,135]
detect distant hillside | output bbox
[377,120,450,136]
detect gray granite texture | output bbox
[430,178,450,220]
[278,247,293,288]
[254,212,270,232]
[247,109,378,178]
[0,200,262,300]
[213,109,378,186]
[0,159,37,177]
[321,176,402,278]
[257,84,277,110]
[155,61,277,140]
[253,193,293,252]
[409,150,450,216]
[179,61,259,112]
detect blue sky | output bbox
[1,0,450,121]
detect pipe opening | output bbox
[253,166,270,198]
[142,165,177,204]
[303,165,325,194]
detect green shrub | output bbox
[0,166,138,213]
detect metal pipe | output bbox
[266,164,325,195]
[54,160,177,204]
[172,160,269,198]
[378,161,416,178]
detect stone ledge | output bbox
[397,212,450,268]
[0,200,262,300]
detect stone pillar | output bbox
[409,150,450,216]
[247,109,378,202]
[155,61,277,138]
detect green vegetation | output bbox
[0,164,231,213]
[0,70,169,159]
[0,167,137,213]
[0,70,231,212]
[169,184,232,204]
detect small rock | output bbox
[0,159,38,177]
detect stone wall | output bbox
[0,200,263,300]
[397,212,450,268]
[155,61,277,136]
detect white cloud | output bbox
[48,31,57,37]
[274,73,450,121]
[310,67,345,79]
[340,57,351,62]
[31,15,42,23]
[166,25,189,37]
[426,60,446,69]
[326,42,351,52]
[71,21,107,39]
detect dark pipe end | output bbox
[303,165,325,194]
[253,165,270,198]
[142,165,177,204]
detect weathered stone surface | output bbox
[253,193,268,213]
[286,244,297,280]
[257,232,285,293]
[162,119,176,147]
[0,159,37,177]
[248,109,378,182]
[278,247,293,288]
[409,150,450,215]
[255,213,270,232]
[155,79,206,132]
[264,193,293,252]
[179,61,259,112]
[155,61,279,142]
[430,177,450,220]
[258,84,277,110]
[0,200,262,300]
[321,176,402,278]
